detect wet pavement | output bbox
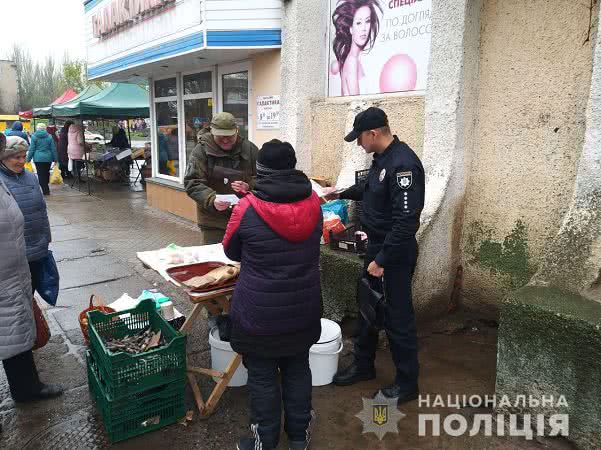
[0,181,575,449]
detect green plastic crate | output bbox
[87,299,186,400]
[87,351,185,443]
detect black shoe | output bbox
[289,440,309,450]
[333,363,376,386]
[36,383,64,400]
[375,384,419,405]
[237,437,275,450]
[13,384,63,404]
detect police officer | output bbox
[329,107,424,404]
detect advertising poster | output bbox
[257,95,281,130]
[328,0,432,97]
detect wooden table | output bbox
[179,286,242,418]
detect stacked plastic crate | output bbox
[86,299,187,443]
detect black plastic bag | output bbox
[358,275,387,330]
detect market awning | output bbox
[19,110,33,119]
[50,84,103,116]
[51,83,150,119]
[32,89,80,118]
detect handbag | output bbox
[358,274,387,330]
[32,297,50,350]
[33,251,60,306]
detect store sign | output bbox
[327,0,432,97]
[92,0,176,39]
[257,95,280,130]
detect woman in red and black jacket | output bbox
[223,140,323,450]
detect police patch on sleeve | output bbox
[396,171,413,190]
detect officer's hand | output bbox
[322,186,340,201]
[231,181,250,194]
[214,199,231,211]
[367,261,384,278]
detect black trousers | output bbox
[35,162,51,195]
[243,351,313,449]
[2,350,41,402]
[354,250,419,390]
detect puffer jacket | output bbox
[223,170,323,357]
[5,122,30,144]
[0,178,35,360]
[0,165,51,262]
[67,124,84,160]
[27,130,58,163]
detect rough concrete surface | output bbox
[0,183,566,449]
[461,0,598,304]
[496,286,601,449]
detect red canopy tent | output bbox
[18,110,33,119]
[32,89,79,118]
[51,89,78,105]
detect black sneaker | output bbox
[375,384,419,405]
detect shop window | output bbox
[154,100,179,177]
[184,72,212,95]
[183,71,214,162]
[154,78,177,98]
[222,71,249,139]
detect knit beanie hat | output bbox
[37,122,47,131]
[0,136,29,161]
[257,139,297,173]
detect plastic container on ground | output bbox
[209,327,248,387]
[309,319,344,386]
[87,351,185,443]
[87,299,186,400]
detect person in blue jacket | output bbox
[5,121,30,144]
[27,123,58,195]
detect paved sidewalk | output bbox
[0,182,573,450]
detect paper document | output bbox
[215,194,240,205]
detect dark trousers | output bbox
[2,350,41,401]
[59,161,71,178]
[243,351,313,449]
[354,252,419,390]
[35,162,51,195]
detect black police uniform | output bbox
[340,136,424,391]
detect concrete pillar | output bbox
[530,4,601,301]
[279,0,329,172]
[413,0,482,308]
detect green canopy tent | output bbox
[32,89,79,119]
[50,83,150,195]
[46,85,103,118]
[51,83,149,119]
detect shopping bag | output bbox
[24,162,34,172]
[32,297,50,350]
[79,295,115,345]
[32,251,60,306]
[50,165,63,185]
[166,160,176,176]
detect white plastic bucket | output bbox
[209,327,248,387]
[309,319,344,386]
[309,341,344,386]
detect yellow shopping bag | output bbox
[166,160,176,176]
[50,165,63,185]
[24,162,34,172]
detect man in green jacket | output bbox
[184,113,259,243]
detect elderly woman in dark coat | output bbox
[223,140,322,450]
[0,134,63,405]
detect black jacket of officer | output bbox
[340,126,424,267]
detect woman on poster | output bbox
[331,0,382,96]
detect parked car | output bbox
[85,130,104,142]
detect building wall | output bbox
[146,180,197,222]
[309,96,425,184]
[460,0,597,305]
[250,50,281,147]
[0,61,18,114]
